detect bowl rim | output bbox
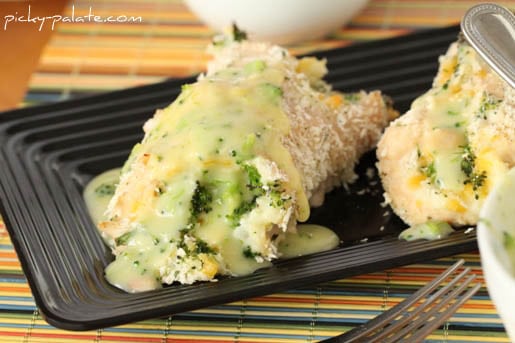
[477,167,515,338]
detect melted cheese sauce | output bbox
[83,168,120,225]
[279,224,340,258]
[84,59,338,292]
[413,44,499,202]
[84,169,339,288]
[399,221,455,241]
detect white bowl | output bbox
[478,167,515,340]
[184,0,370,44]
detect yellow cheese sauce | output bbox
[413,44,499,201]
[399,221,455,241]
[84,58,339,292]
[84,168,339,290]
[279,224,340,258]
[83,168,120,226]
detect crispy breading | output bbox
[377,42,515,226]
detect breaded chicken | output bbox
[377,39,515,227]
[97,32,396,292]
[206,41,398,207]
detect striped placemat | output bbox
[1,0,514,341]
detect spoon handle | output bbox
[461,3,515,88]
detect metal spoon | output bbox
[461,3,515,88]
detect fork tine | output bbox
[365,266,474,343]
[324,259,466,343]
[382,272,478,343]
[402,282,482,343]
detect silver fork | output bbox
[320,259,481,343]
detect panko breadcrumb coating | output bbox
[95,31,397,292]
[377,39,515,227]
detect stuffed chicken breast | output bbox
[377,38,515,227]
[92,31,397,292]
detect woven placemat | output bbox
[1,0,513,341]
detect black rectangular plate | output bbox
[0,25,476,331]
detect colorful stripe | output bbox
[1,0,514,341]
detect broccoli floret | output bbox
[190,182,213,222]
[464,171,487,198]
[243,246,261,259]
[460,144,487,198]
[232,23,247,42]
[227,199,257,227]
[344,93,360,103]
[269,188,289,207]
[95,183,116,196]
[460,145,475,177]
[225,163,265,227]
[420,161,437,185]
[195,239,215,254]
[242,164,262,190]
[115,231,133,246]
[477,92,502,119]
[259,83,283,104]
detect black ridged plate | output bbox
[0,25,476,331]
